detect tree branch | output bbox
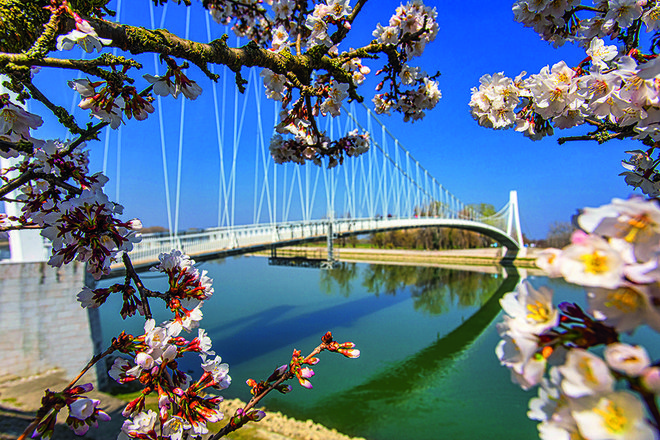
[122,253,153,319]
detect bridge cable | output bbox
[173,6,192,237]
[148,1,174,241]
[205,18,230,229]
[353,102,466,211]
[342,104,435,209]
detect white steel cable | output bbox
[148,1,174,239]
[252,68,273,225]
[115,126,121,201]
[173,6,191,236]
[205,18,230,228]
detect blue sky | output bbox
[22,0,640,239]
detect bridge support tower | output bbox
[504,190,525,258]
[322,219,337,269]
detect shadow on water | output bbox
[202,290,409,366]
[293,265,521,432]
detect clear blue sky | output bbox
[24,0,636,240]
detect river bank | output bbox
[268,246,544,270]
[0,370,365,440]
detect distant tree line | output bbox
[369,227,494,250]
[525,221,575,249]
[365,203,498,250]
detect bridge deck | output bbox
[109,217,521,276]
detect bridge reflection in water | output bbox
[294,265,524,439]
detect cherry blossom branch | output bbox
[0,52,142,77]
[0,223,41,232]
[17,342,120,440]
[0,168,83,200]
[122,253,153,319]
[0,138,33,155]
[0,170,35,198]
[14,75,85,136]
[24,4,63,59]
[209,345,322,439]
[36,172,82,195]
[557,125,637,145]
[64,345,118,391]
[330,0,368,45]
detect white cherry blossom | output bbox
[572,391,655,440]
[558,349,614,398]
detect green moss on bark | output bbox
[0,0,50,53]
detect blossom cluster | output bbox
[0,95,43,158]
[30,383,111,439]
[375,76,442,122]
[108,317,230,439]
[56,4,111,53]
[372,0,439,59]
[39,189,140,279]
[69,78,160,130]
[370,1,441,120]
[72,249,360,440]
[153,249,214,333]
[253,1,440,164]
[269,129,370,167]
[512,0,660,48]
[471,1,660,194]
[0,110,142,279]
[468,36,660,142]
[496,197,660,439]
[12,140,107,224]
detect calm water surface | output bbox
[99,256,567,440]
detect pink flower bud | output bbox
[135,352,154,369]
[78,97,97,110]
[570,230,589,245]
[128,218,143,230]
[248,410,266,421]
[641,366,660,393]
[298,378,313,389]
[339,348,361,358]
[300,367,315,379]
[69,398,98,420]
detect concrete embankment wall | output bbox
[0,262,100,386]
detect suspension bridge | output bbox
[108,83,525,271]
[1,2,525,271]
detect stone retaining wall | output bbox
[0,262,99,385]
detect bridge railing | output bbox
[123,214,509,270]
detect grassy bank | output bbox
[265,245,542,269]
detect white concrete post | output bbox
[1,76,47,262]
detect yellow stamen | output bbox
[580,251,609,274]
[618,214,653,243]
[526,301,549,323]
[605,288,641,313]
[578,357,597,384]
[594,401,627,434]
[1,109,16,124]
[550,88,564,101]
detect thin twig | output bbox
[64,345,118,391]
[122,253,153,319]
[209,344,325,440]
